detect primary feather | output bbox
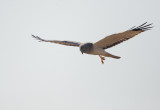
[94,22,153,49]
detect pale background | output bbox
[0,0,160,110]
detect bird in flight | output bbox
[32,22,153,64]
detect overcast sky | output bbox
[0,0,160,110]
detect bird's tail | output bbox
[104,52,121,59]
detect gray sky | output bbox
[0,0,160,110]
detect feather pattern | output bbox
[94,22,153,49]
[32,35,81,47]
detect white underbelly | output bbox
[85,47,106,55]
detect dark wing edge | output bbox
[129,22,153,31]
[104,22,153,49]
[32,35,81,47]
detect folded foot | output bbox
[99,55,105,64]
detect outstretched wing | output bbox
[94,22,153,49]
[32,35,81,47]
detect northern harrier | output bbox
[32,22,152,64]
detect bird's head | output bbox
[80,43,93,54]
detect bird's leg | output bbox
[99,55,105,64]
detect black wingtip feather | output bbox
[130,22,153,31]
[32,34,46,42]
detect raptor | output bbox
[32,22,153,64]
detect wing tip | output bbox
[32,34,46,42]
[130,22,153,31]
